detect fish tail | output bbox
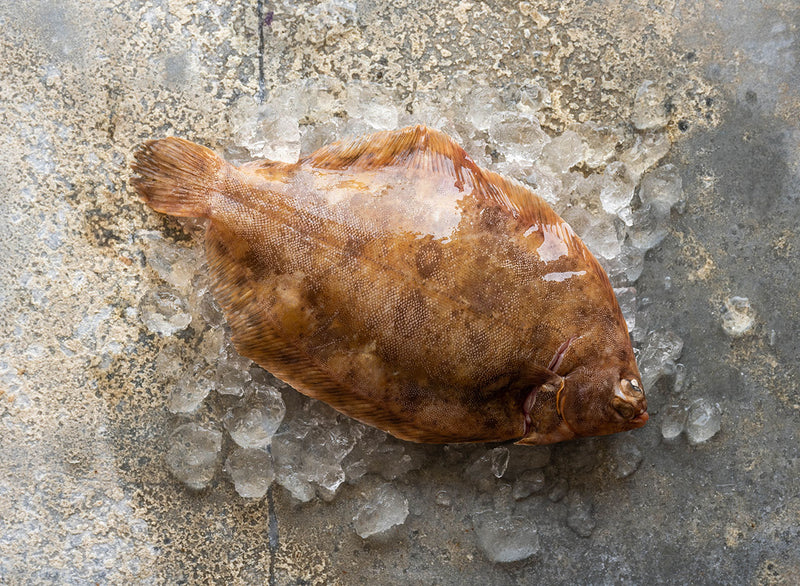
[131,137,224,218]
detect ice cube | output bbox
[154,342,185,380]
[270,431,317,502]
[492,482,516,514]
[564,172,602,207]
[686,399,722,445]
[300,119,344,154]
[490,447,510,478]
[343,426,421,482]
[191,280,225,328]
[466,86,503,131]
[488,112,550,162]
[139,288,192,336]
[672,363,687,394]
[516,84,551,115]
[223,386,286,448]
[661,404,686,441]
[345,83,400,131]
[570,122,623,168]
[167,364,216,414]
[566,492,595,537]
[166,423,222,490]
[232,98,301,162]
[197,326,226,364]
[512,469,545,500]
[342,426,386,482]
[631,80,669,130]
[375,444,418,481]
[139,231,200,292]
[405,92,448,128]
[627,202,670,251]
[721,296,755,337]
[539,130,586,173]
[638,329,684,391]
[611,437,642,479]
[639,164,683,210]
[465,447,510,492]
[520,166,562,206]
[214,349,253,396]
[561,205,623,260]
[617,241,646,283]
[619,131,671,182]
[548,478,568,502]
[353,484,409,538]
[224,447,275,498]
[599,161,635,216]
[473,511,540,563]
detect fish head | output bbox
[517,364,648,445]
[559,366,648,438]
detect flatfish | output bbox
[131,125,647,444]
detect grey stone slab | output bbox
[0,0,798,584]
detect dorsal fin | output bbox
[302,124,584,252]
[301,124,472,175]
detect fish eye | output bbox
[626,379,643,396]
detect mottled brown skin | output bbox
[131,125,648,444]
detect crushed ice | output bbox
[133,76,708,553]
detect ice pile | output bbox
[271,403,357,502]
[353,484,409,539]
[225,76,682,292]
[135,76,686,534]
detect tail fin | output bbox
[131,137,224,218]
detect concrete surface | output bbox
[0,0,798,584]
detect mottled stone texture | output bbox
[0,0,798,584]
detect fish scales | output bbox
[131,125,648,444]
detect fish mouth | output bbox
[629,411,649,427]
